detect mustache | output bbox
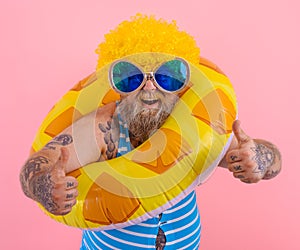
[123,89,166,104]
[137,89,166,100]
[119,89,178,115]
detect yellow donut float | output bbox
[31,52,237,230]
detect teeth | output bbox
[142,99,158,105]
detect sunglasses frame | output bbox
[108,57,191,95]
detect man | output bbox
[20,15,281,249]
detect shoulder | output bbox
[95,102,117,122]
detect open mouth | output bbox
[141,99,159,105]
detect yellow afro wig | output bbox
[96,14,201,70]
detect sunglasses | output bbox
[109,58,190,95]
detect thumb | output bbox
[232,120,250,144]
[55,147,69,177]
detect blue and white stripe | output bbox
[81,191,201,249]
[116,108,132,157]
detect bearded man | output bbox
[20,15,281,249]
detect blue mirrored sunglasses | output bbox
[109,58,190,94]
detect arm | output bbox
[19,103,117,214]
[218,120,282,183]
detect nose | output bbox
[142,74,157,90]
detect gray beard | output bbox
[116,90,178,143]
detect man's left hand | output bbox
[225,120,274,183]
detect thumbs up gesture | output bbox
[30,147,79,215]
[225,120,274,183]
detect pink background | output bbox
[1,0,299,249]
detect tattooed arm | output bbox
[219,120,282,183]
[20,102,118,215]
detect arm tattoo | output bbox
[20,156,51,198]
[251,143,274,176]
[20,174,31,198]
[98,120,118,160]
[44,134,73,150]
[30,173,59,213]
[23,156,49,181]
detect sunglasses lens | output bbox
[155,59,188,92]
[112,61,144,93]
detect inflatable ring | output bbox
[31,52,237,230]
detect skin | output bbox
[20,78,281,249]
[219,120,282,183]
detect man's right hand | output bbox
[30,147,79,215]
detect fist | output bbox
[225,120,274,183]
[31,147,79,215]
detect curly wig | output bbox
[95,14,200,69]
